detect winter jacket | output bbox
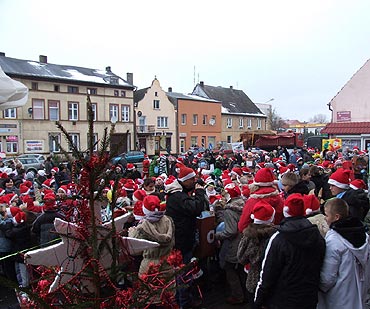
[318,217,370,309]
[238,186,284,233]
[254,217,325,309]
[0,219,12,253]
[5,222,32,262]
[237,223,275,293]
[129,215,175,275]
[32,210,65,247]
[216,196,244,267]
[165,179,206,253]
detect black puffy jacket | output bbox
[255,217,325,309]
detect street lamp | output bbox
[110,115,118,133]
[264,98,274,103]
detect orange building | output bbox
[167,92,221,153]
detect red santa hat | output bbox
[43,193,57,210]
[19,185,31,196]
[241,167,252,175]
[349,179,367,191]
[253,168,276,187]
[224,183,241,199]
[142,159,150,168]
[133,201,145,220]
[251,200,275,225]
[51,167,59,173]
[287,164,296,172]
[209,194,222,205]
[123,179,137,191]
[177,165,196,182]
[229,167,242,177]
[328,169,351,189]
[58,185,69,195]
[135,178,144,187]
[142,195,165,214]
[176,157,184,164]
[42,178,55,189]
[3,193,17,205]
[133,189,147,202]
[23,180,33,188]
[241,185,251,199]
[126,163,135,171]
[6,206,21,218]
[303,194,321,215]
[283,193,305,218]
[13,211,26,225]
[279,166,289,175]
[165,175,176,186]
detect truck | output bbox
[240,131,304,151]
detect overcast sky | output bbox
[2,0,370,122]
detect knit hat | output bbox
[251,200,275,224]
[26,171,35,180]
[253,168,275,187]
[127,163,134,171]
[303,194,320,215]
[283,193,305,217]
[37,170,46,177]
[224,183,241,199]
[177,165,196,182]
[13,211,26,225]
[142,195,165,214]
[350,179,367,191]
[133,201,145,220]
[328,169,351,189]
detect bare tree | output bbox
[268,108,287,131]
[309,114,328,123]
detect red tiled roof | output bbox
[321,122,370,134]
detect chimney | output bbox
[126,72,133,85]
[230,86,233,89]
[39,55,47,63]
[0,52,5,57]
[106,66,112,73]
[200,81,204,87]
[168,87,172,92]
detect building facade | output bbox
[192,82,267,144]
[134,78,177,156]
[0,53,135,156]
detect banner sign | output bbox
[322,138,342,151]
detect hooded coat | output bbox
[318,217,370,309]
[254,217,325,309]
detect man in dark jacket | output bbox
[254,193,325,309]
[165,164,208,308]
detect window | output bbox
[54,85,60,92]
[67,86,78,93]
[87,88,97,95]
[157,116,168,128]
[33,99,45,120]
[48,100,59,121]
[201,136,206,147]
[191,136,198,147]
[180,139,185,153]
[114,90,119,96]
[69,133,80,151]
[155,92,158,97]
[227,118,232,128]
[203,115,208,125]
[121,90,126,97]
[193,114,198,125]
[90,103,97,121]
[208,136,216,149]
[227,135,232,143]
[49,134,61,152]
[153,100,160,109]
[31,82,38,90]
[239,118,244,128]
[257,119,262,129]
[247,118,252,129]
[6,141,18,153]
[121,105,130,122]
[87,133,99,151]
[109,104,119,122]
[4,108,16,119]
[68,102,79,121]
[181,114,187,125]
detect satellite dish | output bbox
[209,118,216,126]
[137,111,142,117]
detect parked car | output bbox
[112,151,145,165]
[18,153,46,164]
[3,157,44,174]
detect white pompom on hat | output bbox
[283,193,305,218]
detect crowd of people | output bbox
[0,145,369,308]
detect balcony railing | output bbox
[136,125,155,134]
